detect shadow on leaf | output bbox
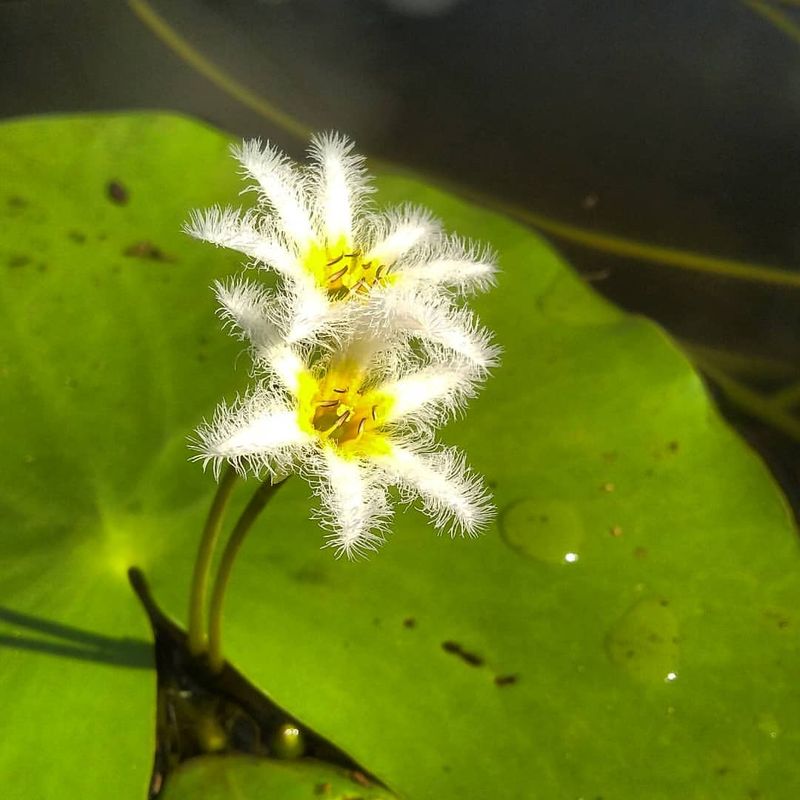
[0,606,153,669]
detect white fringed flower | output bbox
[185,135,498,370]
[192,311,494,558]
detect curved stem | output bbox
[207,476,288,673]
[187,466,238,656]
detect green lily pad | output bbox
[0,113,798,800]
[161,755,395,800]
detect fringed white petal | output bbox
[192,390,311,478]
[311,448,392,559]
[308,133,372,244]
[375,288,500,372]
[213,278,315,398]
[230,139,315,249]
[213,276,278,351]
[283,279,337,345]
[365,205,440,269]
[378,444,494,537]
[381,364,477,425]
[185,206,300,280]
[239,274,333,349]
[400,236,497,295]
[262,345,306,397]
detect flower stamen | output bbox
[327,265,349,284]
[322,409,352,436]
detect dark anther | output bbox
[327,265,348,283]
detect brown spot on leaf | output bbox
[403,617,416,629]
[442,640,484,667]
[123,241,175,262]
[609,525,623,538]
[633,546,648,559]
[68,230,86,244]
[763,609,791,630]
[107,180,129,205]
[7,254,30,268]
[494,674,518,687]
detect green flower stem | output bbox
[187,465,239,656]
[207,476,288,673]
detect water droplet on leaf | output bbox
[606,596,679,683]
[271,721,306,759]
[756,712,780,739]
[500,499,583,565]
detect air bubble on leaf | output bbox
[606,596,680,683]
[270,722,306,759]
[500,499,584,565]
[756,712,780,740]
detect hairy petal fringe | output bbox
[308,132,374,244]
[379,444,494,537]
[364,204,440,269]
[191,389,311,479]
[398,234,498,295]
[309,448,392,559]
[230,139,315,248]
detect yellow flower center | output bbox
[296,364,394,458]
[304,237,394,299]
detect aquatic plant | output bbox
[185,136,498,671]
